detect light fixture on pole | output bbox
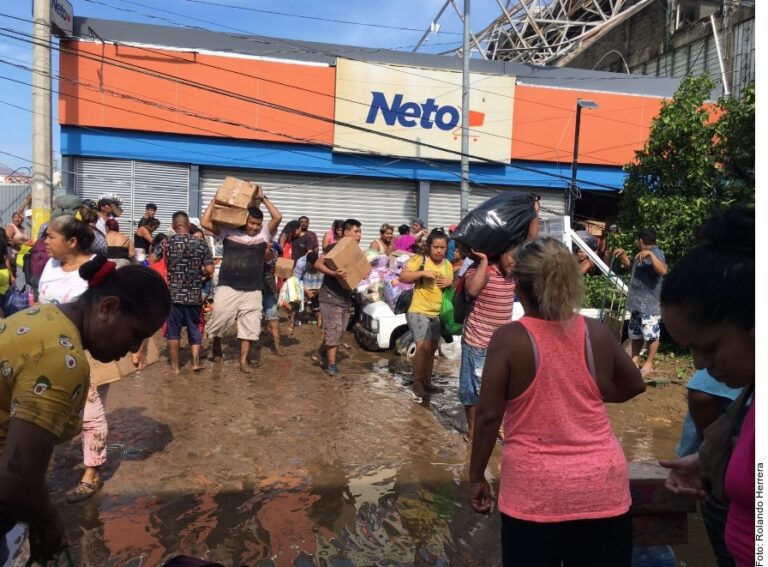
[567,98,599,216]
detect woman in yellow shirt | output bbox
[0,257,170,563]
[399,229,454,397]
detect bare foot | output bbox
[192,364,205,372]
[208,355,222,363]
[171,366,181,376]
[240,362,251,374]
[412,381,426,397]
[463,434,472,445]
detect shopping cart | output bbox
[599,256,634,342]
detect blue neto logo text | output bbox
[366,92,460,131]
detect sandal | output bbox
[66,476,104,503]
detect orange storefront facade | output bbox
[59,17,680,232]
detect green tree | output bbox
[615,75,754,265]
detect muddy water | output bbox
[49,327,714,566]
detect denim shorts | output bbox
[406,311,442,342]
[262,293,279,321]
[459,341,487,406]
[165,303,203,345]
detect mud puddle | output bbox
[46,324,713,565]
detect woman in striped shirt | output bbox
[459,245,517,443]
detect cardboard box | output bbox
[583,219,606,237]
[275,257,295,279]
[323,237,372,291]
[214,176,259,209]
[88,337,160,387]
[212,204,248,228]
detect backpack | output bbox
[23,237,50,291]
[452,266,490,324]
[393,255,426,315]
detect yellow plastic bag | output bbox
[15,243,32,270]
[0,268,9,295]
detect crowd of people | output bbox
[0,189,756,565]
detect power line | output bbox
[0,9,667,134]
[180,0,465,35]
[71,0,677,93]
[0,25,624,190]
[0,66,475,190]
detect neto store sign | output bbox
[51,0,74,37]
[334,59,514,163]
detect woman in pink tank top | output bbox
[469,237,645,567]
[659,206,755,566]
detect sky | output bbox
[0,0,503,174]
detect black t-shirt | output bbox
[218,239,266,291]
[318,242,352,307]
[291,231,318,261]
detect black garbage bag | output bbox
[452,192,537,256]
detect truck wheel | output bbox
[394,330,417,358]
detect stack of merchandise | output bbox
[355,251,414,310]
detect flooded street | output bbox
[47,325,715,566]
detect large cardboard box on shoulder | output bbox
[214,176,259,209]
[323,237,372,291]
[275,257,295,279]
[211,205,248,229]
[88,336,160,387]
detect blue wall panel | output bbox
[61,127,625,191]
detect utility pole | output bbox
[459,0,471,218]
[31,0,52,237]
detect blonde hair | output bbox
[514,237,584,321]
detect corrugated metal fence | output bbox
[0,184,31,228]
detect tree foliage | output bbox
[615,75,754,265]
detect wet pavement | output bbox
[44,324,716,566]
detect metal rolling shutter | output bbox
[75,158,189,233]
[75,158,133,220]
[200,168,417,246]
[133,161,189,233]
[429,183,564,229]
[427,184,462,231]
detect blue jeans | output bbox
[459,341,487,406]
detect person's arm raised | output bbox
[465,251,489,298]
[200,198,219,236]
[259,191,282,236]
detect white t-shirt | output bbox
[218,225,274,245]
[38,258,91,305]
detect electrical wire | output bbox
[0,9,665,138]
[0,28,623,191]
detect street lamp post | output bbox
[567,98,599,216]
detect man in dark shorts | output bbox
[614,228,668,375]
[291,216,319,261]
[314,219,362,376]
[152,211,213,374]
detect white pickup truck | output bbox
[353,215,626,357]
